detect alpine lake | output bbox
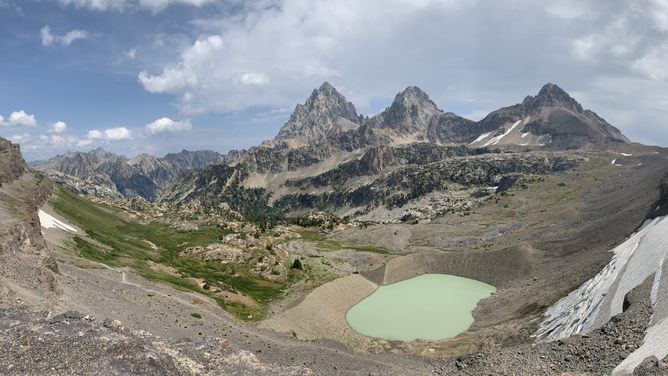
[346,274,496,342]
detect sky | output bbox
[2,0,668,162]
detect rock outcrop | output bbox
[658,177,668,216]
[0,136,57,307]
[0,138,26,185]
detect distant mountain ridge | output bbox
[33,148,221,201]
[265,82,628,152]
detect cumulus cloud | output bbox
[86,130,104,139]
[41,26,88,46]
[144,117,192,135]
[1,111,38,127]
[49,121,68,134]
[138,35,223,94]
[104,127,133,140]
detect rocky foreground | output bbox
[0,307,314,376]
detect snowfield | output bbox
[39,209,77,233]
[535,216,668,375]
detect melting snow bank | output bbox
[534,216,668,375]
[39,209,77,233]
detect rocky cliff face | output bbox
[658,177,668,216]
[0,136,57,308]
[271,82,363,148]
[0,138,25,185]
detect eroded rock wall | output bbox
[0,137,56,306]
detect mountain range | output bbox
[33,148,221,201]
[32,82,633,209]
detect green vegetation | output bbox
[50,186,284,320]
[292,229,389,254]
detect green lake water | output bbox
[345,274,496,342]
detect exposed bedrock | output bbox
[0,136,57,305]
[658,177,668,216]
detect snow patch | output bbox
[483,120,521,147]
[39,209,77,233]
[523,115,531,125]
[521,132,531,138]
[470,132,492,145]
[611,159,616,165]
[621,153,632,156]
[536,216,668,374]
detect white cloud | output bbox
[138,0,214,13]
[57,0,213,13]
[9,133,32,143]
[571,16,639,61]
[237,72,269,85]
[57,0,126,11]
[632,0,668,32]
[633,43,668,80]
[124,48,137,59]
[144,117,192,135]
[138,35,223,94]
[41,25,88,46]
[40,26,55,46]
[49,121,68,134]
[77,139,93,148]
[546,1,590,19]
[104,127,133,140]
[1,110,38,127]
[86,130,104,139]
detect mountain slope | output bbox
[469,83,630,150]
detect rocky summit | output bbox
[3,83,668,376]
[270,82,364,149]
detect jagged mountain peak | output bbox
[395,85,432,102]
[272,82,360,148]
[305,81,349,108]
[527,83,583,113]
[366,86,444,135]
[389,86,442,115]
[89,147,109,156]
[319,81,335,91]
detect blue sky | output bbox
[2,0,668,162]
